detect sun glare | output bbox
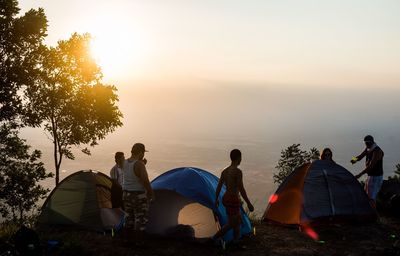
[89,14,150,80]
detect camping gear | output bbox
[38,170,125,232]
[146,167,252,241]
[264,160,376,225]
[13,226,41,256]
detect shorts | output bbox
[222,194,241,216]
[365,176,383,201]
[123,191,149,231]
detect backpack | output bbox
[13,226,42,256]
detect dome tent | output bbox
[38,170,125,231]
[264,160,376,225]
[147,167,252,241]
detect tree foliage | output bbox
[388,163,400,181]
[0,123,53,222]
[25,33,123,185]
[0,0,47,122]
[273,144,320,185]
[0,1,51,223]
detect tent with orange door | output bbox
[263,160,376,225]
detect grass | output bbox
[0,222,19,241]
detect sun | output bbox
[89,18,149,80]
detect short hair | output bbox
[115,152,124,161]
[364,135,374,142]
[230,149,241,161]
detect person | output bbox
[110,152,125,209]
[122,143,154,237]
[213,149,254,246]
[110,152,125,186]
[351,135,384,206]
[320,148,335,163]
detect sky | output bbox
[19,0,400,88]
[17,0,400,195]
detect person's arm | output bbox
[355,149,383,178]
[238,170,254,212]
[351,149,367,164]
[215,171,225,208]
[110,166,116,180]
[134,161,154,200]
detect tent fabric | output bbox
[265,163,311,224]
[264,160,376,225]
[147,189,218,238]
[149,167,252,241]
[38,170,125,231]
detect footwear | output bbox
[213,237,225,250]
[231,240,247,250]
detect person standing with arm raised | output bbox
[351,135,384,207]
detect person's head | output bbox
[115,152,125,167]
[230,149,242,165]
[364,135,375,148]
[320,148,333,161]
[131,143,148,159]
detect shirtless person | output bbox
[213,149,254,244]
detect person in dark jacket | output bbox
[351,135,384,206]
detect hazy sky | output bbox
[18,0,400,180]
[19,0,400,88]
[13,1,400,205]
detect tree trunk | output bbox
[19,203,23,224]
[54,138,59,186]
[51,115,59,186]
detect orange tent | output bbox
[263,160,376,225]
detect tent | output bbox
[38,170,125,231]
[146,167,252,241]
[263,160,376,225]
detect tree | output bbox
[0,0,51,223]
[25,33,123,185]
[273,144,320,184]
[388,163,400,181]
[0,123,52,222]
[0,0,47,122]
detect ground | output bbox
[11,216,398,256]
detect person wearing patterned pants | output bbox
[123,191,150,231]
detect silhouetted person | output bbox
[320,148,335,163]
[122,143,154,240]
[109,152,124,209]
[351,135,384,206]
[213,149,254,246]
[110,152,125,186]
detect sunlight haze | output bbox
[18,0,400,209]
[20,0,400,87]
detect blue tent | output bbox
[146,167,252,242]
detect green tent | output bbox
[38,170,125,231]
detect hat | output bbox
[131,143,148,154]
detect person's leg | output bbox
[212,216,233,250]
[121,192,135,241]
[365,176,370,197]
[134,193,150,232]
[232,215,242,242]
[370,176,383,202]
[213,218,232,239]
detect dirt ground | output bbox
[31,217,400,256]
